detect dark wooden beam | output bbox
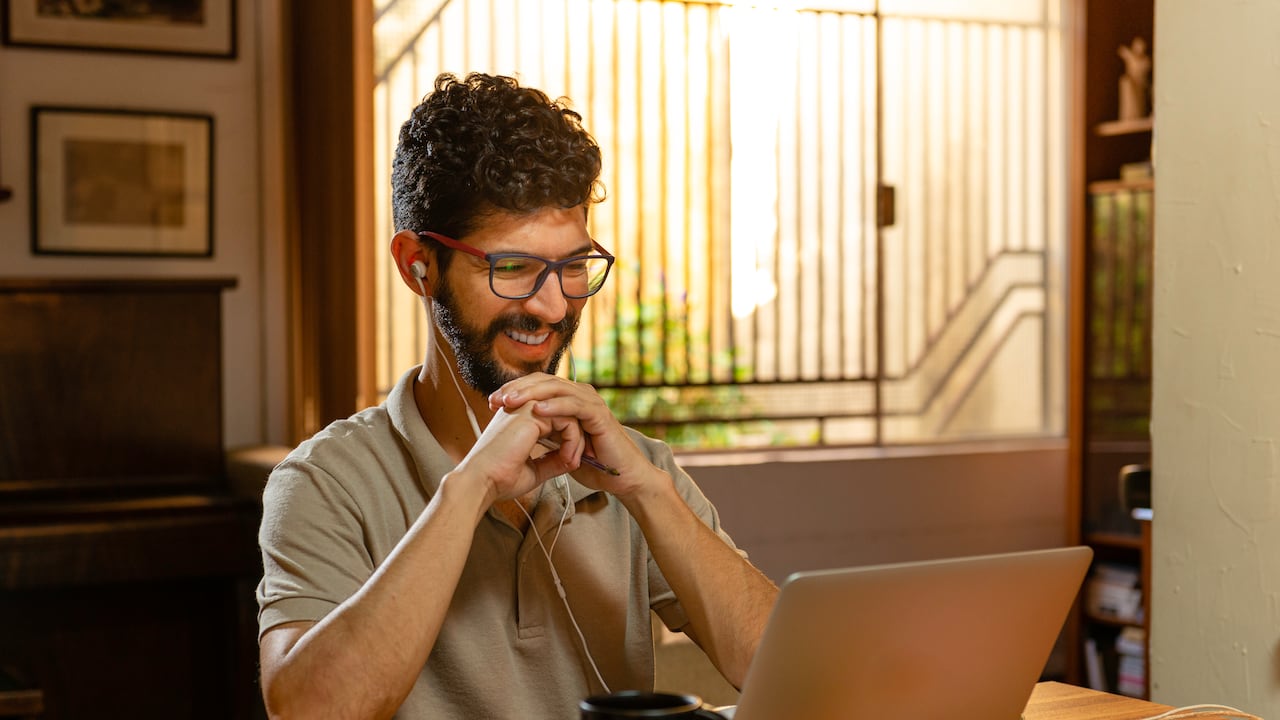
[285,0,376,441]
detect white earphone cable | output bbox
[513,500,610,693]
[1138,705,1262,720]
[416,277,610,693]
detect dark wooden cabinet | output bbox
[0,278,264,719]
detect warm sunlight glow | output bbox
[726,6,788,319]
[371,0,1065,447]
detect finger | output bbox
[486,404,554,452]
[529,394,614,436]
[488,385,543,412]
[505,401,538,418]
[529,448,575,479]
[547,415,585,467]
[488,372,553,403]
[489,373,587,409]
[489,378,625,464]
[549,414,583,444]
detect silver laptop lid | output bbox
[732,545,1093,720]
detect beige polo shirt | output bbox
[257,367,743,719]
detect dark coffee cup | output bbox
[579,690,727,719]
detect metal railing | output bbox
[373,0,1065,448]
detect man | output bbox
[256,72,778,720]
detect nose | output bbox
[522,270,569,324]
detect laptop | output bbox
[725,545,1093,720]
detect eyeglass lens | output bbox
[491,255,612,299]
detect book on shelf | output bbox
[1084,637,1106,692]
[1116,626,1146,657]
[1086,563,1144,624]
[1121,160,1153,183]
[1117,653,1146,697]
[1093,563,1140,584]
[1115,625,1147,697]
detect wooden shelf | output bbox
[1088,177,1154,194]
[1084,611,1144,629]
[1085,531,1144,550]
[1096,116,1153,136]
[0,666,43,717]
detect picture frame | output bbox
[31,106,214,258]
[2,0,236,59]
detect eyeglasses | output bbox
[418,231,615,300]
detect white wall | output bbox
[1151,1,1280,714]
[0,3,288,449]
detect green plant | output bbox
[575,274,771,449]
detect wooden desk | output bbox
[1026,682,1172,719]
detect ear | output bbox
[390,230,434,297]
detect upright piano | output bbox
[0,278,263,719]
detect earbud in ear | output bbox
[409,260,431,299]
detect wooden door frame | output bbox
[283,0,377,442]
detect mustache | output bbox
[485,312,577,340]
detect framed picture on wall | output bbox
[31,106,214,258]
[2,0,236,58]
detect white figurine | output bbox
[1118,37,1152,121]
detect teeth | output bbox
[507,330,550,345]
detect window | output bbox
[373,0,1066,449]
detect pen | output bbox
[536,438,621,476]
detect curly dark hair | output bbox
[391,72,605,270]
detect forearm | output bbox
[620,471,778,688]
[262,472,492,720]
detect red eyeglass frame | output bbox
[417,230,615,300]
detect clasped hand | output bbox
[456,373,648,504]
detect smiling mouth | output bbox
[506,329,551,346]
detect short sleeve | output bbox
[255,459,375,638]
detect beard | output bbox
[431,276,580,396]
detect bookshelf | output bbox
[1071,0,1155,701]
[1095,117,1154,137]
